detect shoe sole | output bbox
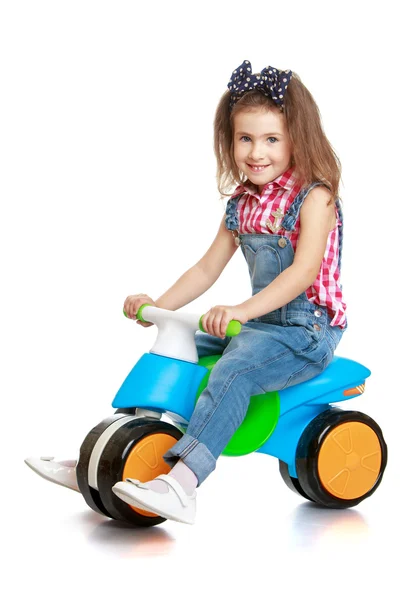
[24,459,80,493]
[112,487,195,525]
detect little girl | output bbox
[26,60,347,525]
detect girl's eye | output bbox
[239,136,278,143]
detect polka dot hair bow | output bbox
[227,60,292,110]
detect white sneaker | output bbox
[112,474,196,525]
[24,457,80,492]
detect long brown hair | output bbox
[213,71,342,203]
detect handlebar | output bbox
[123,303,242,337]
[123,303,242,362]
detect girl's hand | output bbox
[123,294,156,328]
[201,305,248,338]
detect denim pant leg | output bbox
[162,331,229,480]
[192,331,230,359]
[163,321,335,486]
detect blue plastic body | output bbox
[257,357,371,477]
[112,352,371,479]
[112,353,208,424]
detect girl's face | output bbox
[233,108,293,194]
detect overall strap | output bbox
[225,192,246,231]
[335,196,344,272]
[281,182,344,270]
[281,182,328,231]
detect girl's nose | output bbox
[249,154,268,163]
[249,145,267,162]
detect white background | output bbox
[1,1,399,598]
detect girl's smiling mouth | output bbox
[247,164,270,172]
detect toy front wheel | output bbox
[295,408,387,508]
[77,415,182,526]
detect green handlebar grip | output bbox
[123,303,152,322]
[199,316,242,337]
[136,303,152,322]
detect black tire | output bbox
[279,460,315,502]
[76,414,132,518]
[97,418,182,527]
[296,408,388,508]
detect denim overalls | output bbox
[163,182,346,485]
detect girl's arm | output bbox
[236,186,336,321]
[155,214,239,310]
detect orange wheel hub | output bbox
[122,433,177,517]
[318,421,382,500]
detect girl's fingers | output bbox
[216,314,228,338]
[204,312,219,337]
[208,314,216,337]
[218,315,224,338]
[203,311,229,338]
[213,313,224,338]
[213,315,221,338]
[212,314,222,338]
[125,299,132,318]
[219,317,226,338]
[136,319,153,327]
[219,321,226,338]
[124,295,154,319]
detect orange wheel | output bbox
[318,421,382,500]
[122,432,179,517]
[95,417,182,526]
[296,408,387,508]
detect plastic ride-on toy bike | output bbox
[75,305,387,528]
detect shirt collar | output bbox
[236,166,299,199]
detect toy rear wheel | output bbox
[278,460,315,502]
[295,408,387,508]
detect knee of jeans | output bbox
[195,332,228,359]
[195,332,212,357]
[215,367,260,404]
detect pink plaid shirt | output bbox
[231,167,347,328]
